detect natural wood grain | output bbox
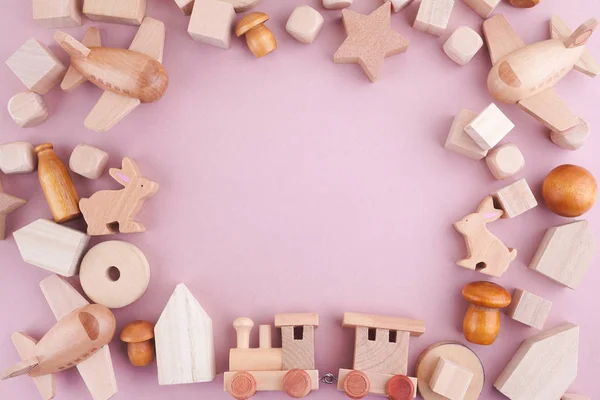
[337,369,417,398]
[83,0,146,25]
[225,370,319,393]
[69,144,109,180]
[282,369,312,398]
[40,275,89,321]
[229,348,283,372]
[33,0,81,28]
[485,143,525,180]
[482,15,525,66]
[62,27,102,92]
[444,110,488,160]
[0,179,26,240]
[259,325,272,349]
[551,16,600,77]
[517,88,579,133]
[274,313,319,327]
[286,6,324,44]
[84,91,141,132]
[353,327,410,375]
[282,326,315,370]
[462,282,511,345]
[8,92,48,128]
[76,346,118,400]
[464,104,515,150]
[550,118,589,150]
[429,357,473,400]
[542,165,597,218]
[462,0,499,18]
[342,313,425,336]
[506,289,552,329]
[443,27,483,65]
[562,394,591,400]
[188,0,236,49]
[388,0,414,12]
[0,142,36,174]
[414,0,455,37]
[492,178,538,219]
[236,12,277,58]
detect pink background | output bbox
[0,0,599,399]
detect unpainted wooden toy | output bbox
[462,281,511,346]
[0,179,26,240]
[492,178,537,219]
[454,196,517,277]
[388,0,414,13]
[462,0,500,18]
[121,321,155,367]
[414,0,455,37]
[506,289,552,329]
[83,0,146,25]
[485,143,525,180]
[80,157,159,236]
[429,357,473,400]
[188,0,236,49]
[8,92,49,128]
[444,109,488,160]
[443,27,483,66]
[508,0,539,7]
[69,143,109,180]
[0,142,37,174]
[236,12,277,58]
[464,103,514,151]
[33,0,81,27]
[286,6,324,44]
[323,0,353,9]
[542,164,597,217]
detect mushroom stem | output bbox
[127,340,155,367]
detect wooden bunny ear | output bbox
[477,196,497,213]
[109,168,130,186]
[121,157,141,177]
[565,18,598,48]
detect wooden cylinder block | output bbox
[259,325,272,349]
[229,348,283,372]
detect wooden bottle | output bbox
[36,144,81,223]
[462,281,511,345]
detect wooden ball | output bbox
[508,0,540,7]
[543,164,597,217]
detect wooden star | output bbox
[333,2,410,82]
[0,179,26,240]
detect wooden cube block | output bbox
[7,92,48,128]
[388,0,415,12]
[6,39,66,95]
[562,395,591,400]
[69,144,109,180]
[506,289,552,329]
[188,0,235,49]
[444,109,488,160]
[414,0,455,37]
[33,0,82,28]
[485,143,525,180]
[286,6,324,44]
[323,0,353,9]
[462,0,500,18]
[465,104,515,150]
[492,178,538,219]
[430,357,473,400]
[443,27,483,65]
[83,0,146,25]
[13,219,90,277]
[0,142,37,174]
[529,220,596,290]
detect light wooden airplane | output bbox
[0,275,117,400]
[483,15,598,149]
[54,17,167,132]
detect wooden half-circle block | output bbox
[342,370,371,399]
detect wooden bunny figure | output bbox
[80,157,159,236]
[454,196,517,278]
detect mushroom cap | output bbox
[120,320,155,343]
[462,281,511,309]
[236,12,269,37]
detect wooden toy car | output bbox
[224,313,319,399]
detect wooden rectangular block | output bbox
[83,0,146,25]
[282,326,315,370]
[444,109,488,160]
[274,313,319,327]
[562,395,591,400]
[343,313,426,336]
[12,219,89,276]
[6,39,66,95]
[465,104,515,150]
[0,142,36,174]
[462,0,500,18]
[529,220,596,289]
[33,0,82,28]
[353,327,410,375]
[430,357,473,400]
[414,0,455,37]
[188,0,235,49]
[506,289,552,330]
[224,370,319,392]
[492,178,537,219]
[337,369,417,398]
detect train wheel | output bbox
[342,370,370,399]
[228,371,257,400]
[283,369,312,398]
[386,375,414,400]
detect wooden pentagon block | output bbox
[13,219,90,276]
[492,178,537,219]
[443,27,483,65]
[485,143,525,180]
[462,0,500,18]
[430,357,474,400]
[323,0,353,9]
[465,104,515,150]
[69,144,109,179]
[529,220,596,289]
[6,39,66,95]
[0,142,37,174]
[388,0,415,12]
[414,0,455,37]
[83,0,146,25]
[353,326,410,375]
[188,0,235,49]
[286,6,324,44]
[562,395,591,400]
[33,0,82,28]
[506,289,552,329]
[444,109,488,160]
[8,92,49,128]
[494,323,579,400]
[281,326,315,370]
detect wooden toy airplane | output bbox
[54,17,167,132]
[483,15,598,146]
[0,275,118,400]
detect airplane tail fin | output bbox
[550,16,600,77]
[9,332,56,399]
[565,18,598,48]
[1,357,38,380]
[60,27,102,92]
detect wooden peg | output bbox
[485,143,525,180]
[0,180,26,241]
[236,12,277,58]
[188,0,236,49]
[462,281,511,345]
[33,0,81,27]
[79,157,159,235]
[83,0,146,25]
[259,325,272,349]
[454,196,517,277]
[414,0,455,37]
[233,318,254,349]
[0,142,36,174]
[8,92,49,128]
[36,144,81,223]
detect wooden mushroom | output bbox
[462,282,511,346]
[235,12,276,58]
[120,320,155,367]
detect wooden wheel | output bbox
[342,370,370,399]
[386,375,414,400]
[228,371,257,400]
[283,369,312,398]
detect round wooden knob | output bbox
[229,372,257,400]
[386,375,414,400]
[283,369,312,398]
[542,164,597,217]
[342,370,370,399]
[233,317,254,349]
[462,281,511,346]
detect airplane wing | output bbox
[483,15,526,65]
[40,275,88,321]
[76,347,118,400]
[61,27,102,92]
[129,17,165,62]
[550,16,600,77]
[518,88,580,132]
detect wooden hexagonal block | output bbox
[0,142,37,174]
[506,289,552,329]
[69,144,109,179]
[188,0,236,49]
[430,357,473,400]
[7,92,49,128]
[485,143,525,180]
[443,26,483,65]
[286,6,324,44]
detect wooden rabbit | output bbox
[80,157,159,236]
[454,196,517,278]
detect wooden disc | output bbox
[229,372,257,400]
[342,370,370,399]
[416,341,485,400]
[386,375,414,400]
[283,369,312,398]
